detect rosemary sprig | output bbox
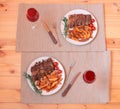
[62,17,68,37]
[24,73,42,94]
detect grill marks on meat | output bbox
[68,14,92,28]
[85,15,91,25]
[31,58,55,82]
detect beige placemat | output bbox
[21,51,111,103]
[16,3,106,52]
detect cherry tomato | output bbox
[53,62,58,67]
[91,19,95,23]
[91,26,96,30]
[57,69,62,74]
[89,23,94,27]
[55,67,59,70]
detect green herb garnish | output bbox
[24,73,42,94]
[62,17,68,37]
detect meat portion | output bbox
[81,14,86,26]
[85,15,91,25]
[31,58,55,82]
[68,14,76,28]
[68,14,92,28]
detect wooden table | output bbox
[0,0,120,108]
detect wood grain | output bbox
[0,0,120,108]
[1,103,120,109]
[0,77,20,89]
[0,89,20,102]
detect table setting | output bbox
[16,3,111,104]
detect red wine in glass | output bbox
[83,70,96,83]
[26,8,39,22]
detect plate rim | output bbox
[26,56,65,95]
[60,8,98,46]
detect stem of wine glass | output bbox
[31,20,42,30]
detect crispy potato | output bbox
[51,81,59,88]
[68,25,93,42]
[36,70,62,92]
[49,78,58,82]
[40,83,48,89]
[50,71,57,75]
[49,84,58,91]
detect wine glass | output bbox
[26,8,39,30]
[83,70,96,83]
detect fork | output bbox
[67,59,76,81]
[52,22,62,47]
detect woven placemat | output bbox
[21,51,111,103]
[16,3,106,52]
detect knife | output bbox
[42,20,57,44]
[62,72,81,97]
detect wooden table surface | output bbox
[0,0,120,109]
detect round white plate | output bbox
[60,9,98,45]
[27,56,65,95]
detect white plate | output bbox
[60,9,98,45]
[27,56,65,95]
